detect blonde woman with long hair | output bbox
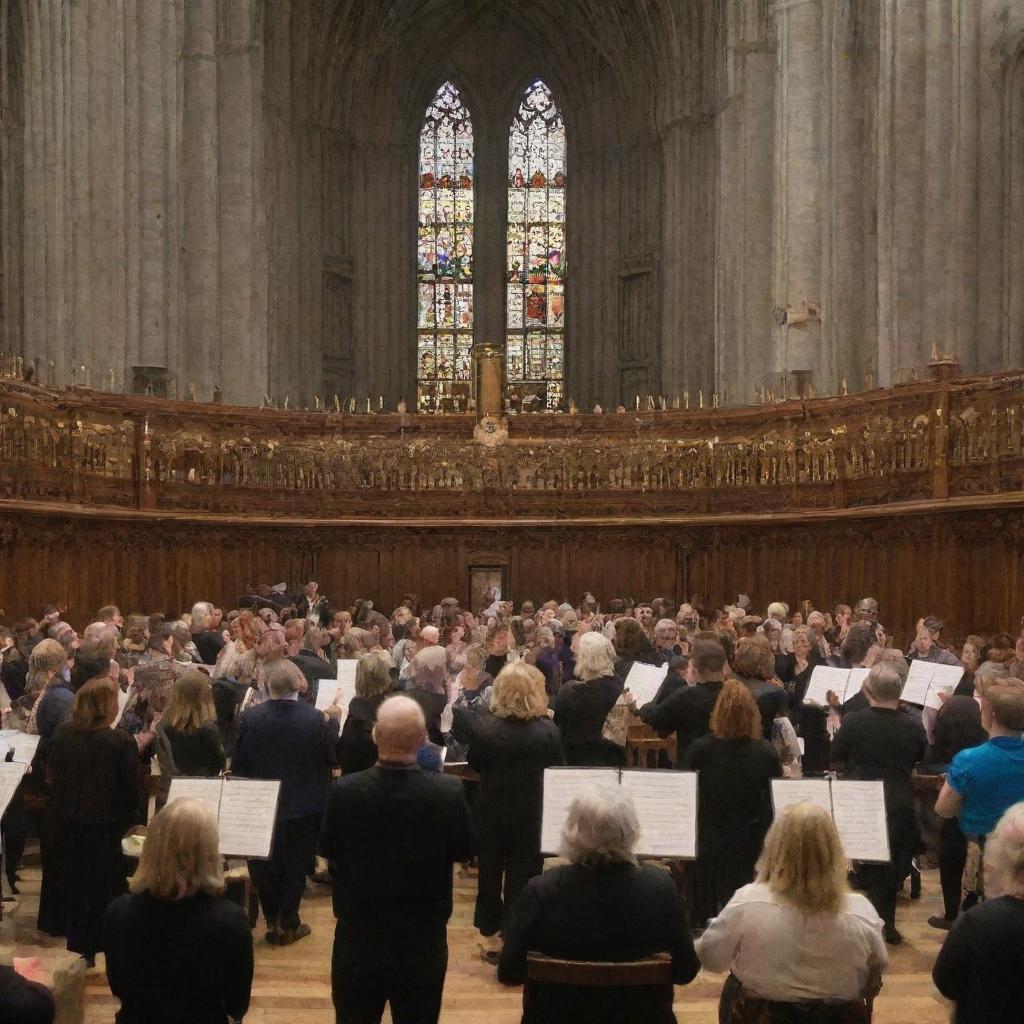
[102,798,253,1023]
[464,662,563,943]
[697,802,887,1022]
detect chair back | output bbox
[526,952,672,987]
[624,721,676,768]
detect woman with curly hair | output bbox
[684,680,782,927]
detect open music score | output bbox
[541,767,697,859]
[315,660,358,716]
[802,666,870,707]
[0,761,29,820]
[623,662,669,708]
[167,776,280,859]
[771,778,890,862]
[900,660,963,709]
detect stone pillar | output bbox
[180,0,220,401]
[771,0,826,387]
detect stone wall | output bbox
[0,1,1022,408]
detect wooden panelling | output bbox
[0,504,1021,644]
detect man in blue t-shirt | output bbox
[937,683,1024,838]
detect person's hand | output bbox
[624,690,637,706]
[325,704,343,720]
[545,708,554,719]
[937,689,951,706]
[826,689,840,708]
[13,957,50,987]
[137,729,157,752]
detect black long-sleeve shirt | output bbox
[103,891,253,1024]
[933,895,1024,1024]
[499,862,699,1023]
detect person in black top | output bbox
[335,652,397,774]
[285,620,336,706]
[831,663,926,945]
[825,621,882,717]
[612,617,661,681]
[933,801,1024,1024]
[153,671,226,799]
[318,695,473,1024]
[103,798,253,1024]
[641,640,726,766]
[464,663,563,938]
[684,680,782,927]
[921,694,988,930]
[47,678,141,962]
[405,646,450,746]
[190,602,226,666]
[551,632,626,767]
[776,626,826,771]
[483,623,512,680]
[233,659,342,946]
[499,786,699,1023]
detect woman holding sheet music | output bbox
[683,681,782,928]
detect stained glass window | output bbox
[506,80,565,412]
[417,82,474,412]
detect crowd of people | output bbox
[0,584,1023,1023]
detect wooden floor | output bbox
[0,861,953,1023]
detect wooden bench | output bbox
[624,722,676,769]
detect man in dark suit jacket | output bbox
[318,695,473,1024]
[233,659,341,946]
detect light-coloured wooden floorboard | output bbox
[1,863,953,1023]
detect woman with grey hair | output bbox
[550,632,627,766]
[933,801,1024,1022]
[498,787,699,1023]
[405,645,449,745]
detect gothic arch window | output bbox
[417,81,474,411]
[506,79,566,411]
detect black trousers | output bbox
[474,817,543,937]
[938,817,968,921]
[248,813,320,932]
[858,807,917,931]
[332,918,448,1024]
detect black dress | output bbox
[683,735,782,927]
[47,724,141,958]
[103,890,253,1024]
[551,675,625,767]
[466,714,564,935]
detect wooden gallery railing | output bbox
[0,372,1023,521]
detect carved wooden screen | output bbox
[506,80,566,412]
[417,82,475,411]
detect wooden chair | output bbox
[624,722,676,768]
[524,953,674,1016]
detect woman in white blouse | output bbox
[696,802,887,1023]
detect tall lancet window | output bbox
[417,82,474,412]
[506,79,566,411]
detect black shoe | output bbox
[277,923,312,946]
[883,925,903,946]
[265,929,282,946]
[928,915,953,931]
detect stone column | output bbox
[771,0,826,389]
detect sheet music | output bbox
[803,666,851,707]
[900,660,935,706]
[623,663,669,709]
[619,769,698,859]
[166,777,223,819]
[771,778,833,816]
[0,761,28,818]
[846,668,870,701]
[112,686,131,727]
[217,778,280,859]
[317,660,358,715]
[830,780,890,863]
[540,768,619,855]
[8,733,40,765]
